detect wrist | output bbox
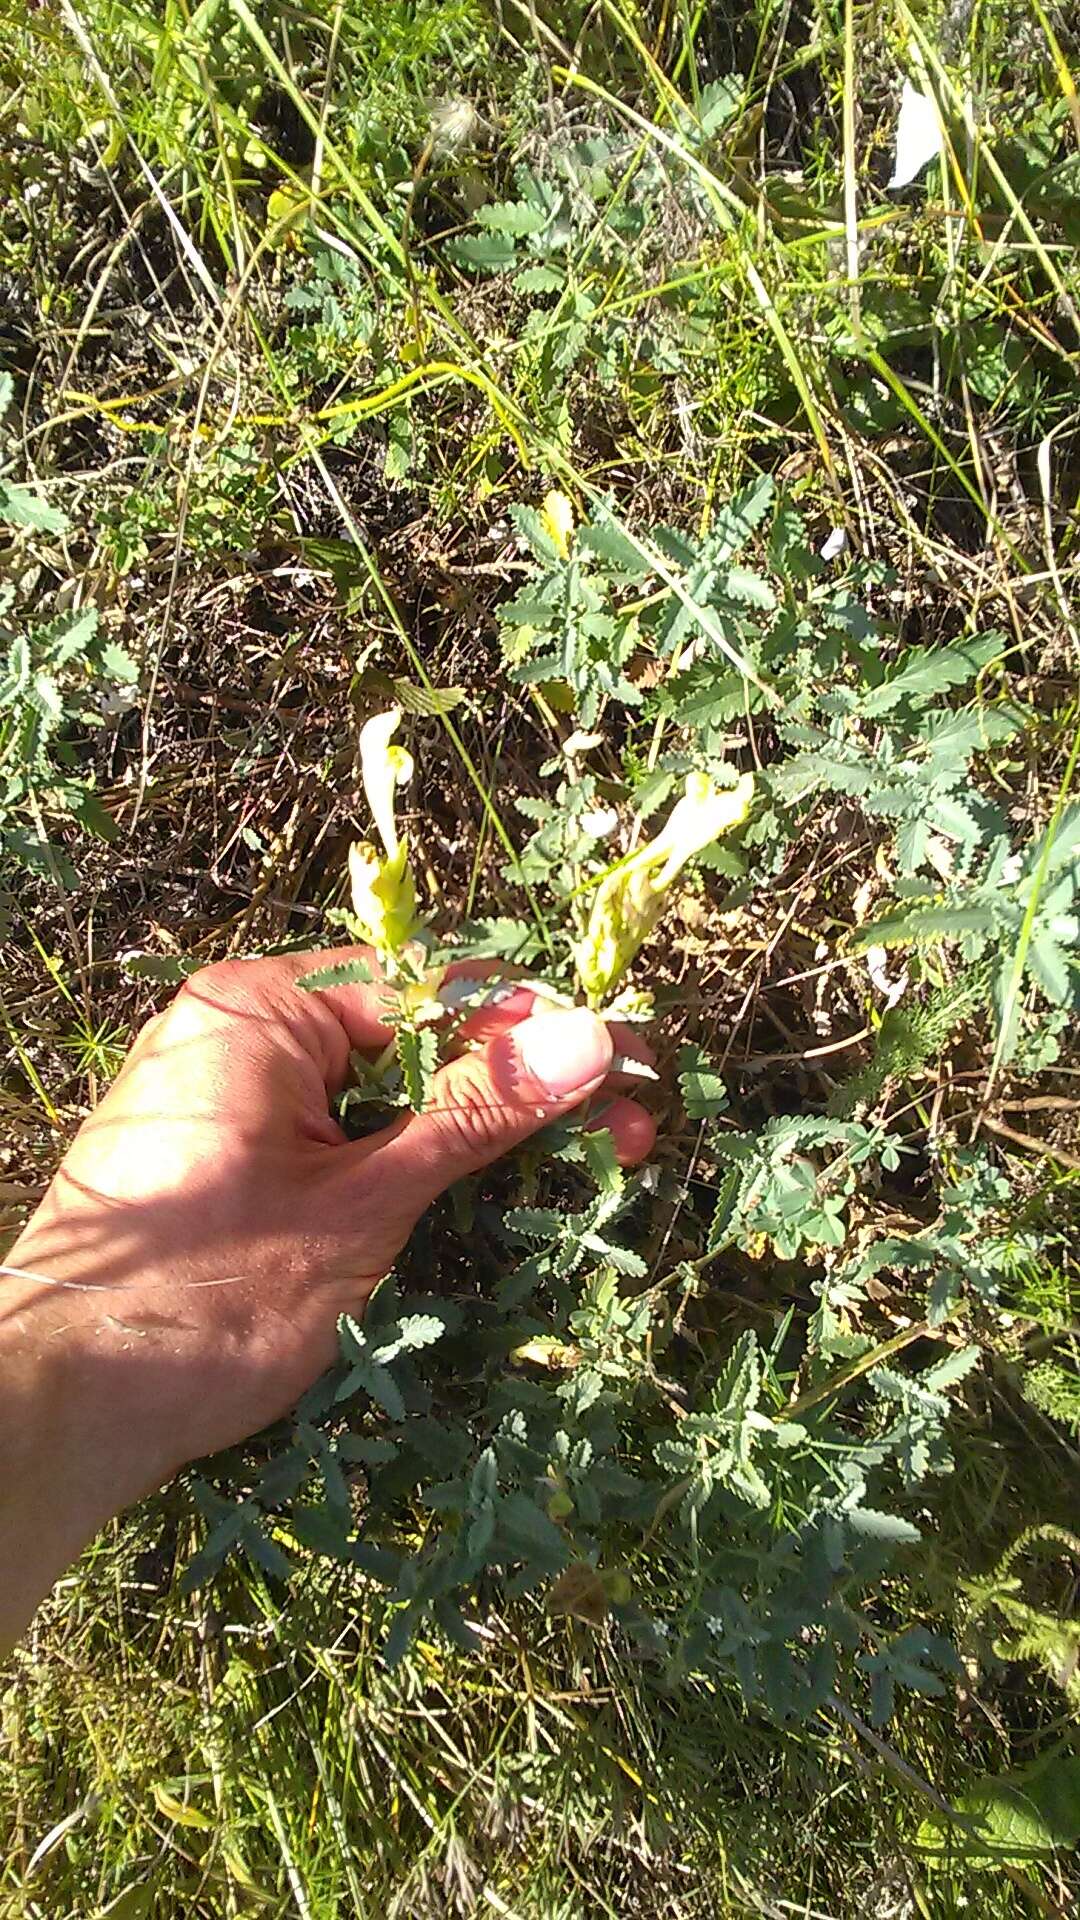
[1,1216,183,1626]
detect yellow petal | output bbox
[348,839,418,953]
[510,1338,582,1370]
[540,489,575,560]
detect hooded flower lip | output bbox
[540,490,575,561]
[360,707,414,859]
[647,770,755,888]
[574,771,754,1005]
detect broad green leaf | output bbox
[0,478,68,535]
[151,1783,215,1830]
[95,1888,154,1920]
[514,264,565,294]
[917,1755,1080,1867]
[448,232,517,272]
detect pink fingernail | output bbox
[516,1008,612,1097]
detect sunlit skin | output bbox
[0,949,657,1652]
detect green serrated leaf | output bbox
[514,264,565,294]
[120,952,201,983]
[861,635,1003,718]
[506,1205,564,1241]
[677,1042,729,1119]
[707,1168,742,1252]
[391,678,465,717]
[697,74,743,135]
[372,1313,446,1363]
[398,1025,438,1111]
[509,502,561,565]
[577,519,651,578]
[299,957,375,991]
[478,199,551,237]
[356,1362,405,1420]
[847,1507,922,1545]
[448,231,517,272]
[921,1344,982,1392]
[853,905,997,949]
[99,640,139,684]
[337,1433,397,1466]
[498,1493,570,1570]
[581,1126,623,1194]
[723,567,775,609]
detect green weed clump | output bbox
[2,0,1079,1914]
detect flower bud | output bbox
[348,839,418,954]
[540,490,575,560]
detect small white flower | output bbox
[580,807,619,840]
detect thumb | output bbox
[359,1006,614,1217]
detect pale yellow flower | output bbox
[360,707,414,859]
[575,772,754,1005]
[348,840,418,955]
[349,709,419,954]
[540,489,575,560]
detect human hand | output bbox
[1,949,656,1645]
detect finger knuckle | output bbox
[430,1065,515,1163]
[177,959,246,1006]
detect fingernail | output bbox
[517,1007,613,1097]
